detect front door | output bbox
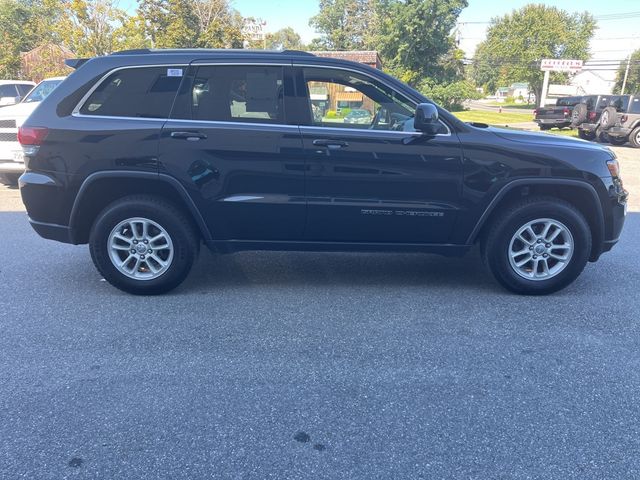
[297,66,464,244]
[160,63,306,241]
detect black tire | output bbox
[577,129,596,141]
[0,173,20,186]
[571,103,588,127]
[630,126,640,148]
[594,126,608,143]
[482,197,591,295]
[89,195,200,295]
[599,106,617,130]
[539,125,551,131]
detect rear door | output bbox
[159,62,306,241]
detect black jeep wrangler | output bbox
[572,94,626,141]
[18,49,627,295]
[600,94,640,148]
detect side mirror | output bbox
[414,103,441,135]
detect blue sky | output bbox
[120,0,640,60]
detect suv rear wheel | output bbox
[89,195,199,295]
[630,126,640,148]
[483,197,591,295]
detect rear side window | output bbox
[557,97,580,106]
[79,66,183,118]
[172,65,285,124]
[631,98,640,114]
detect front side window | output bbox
[303,67,428,132]
[173,65,284,124]
[79,67,183,118]
[0,84,18,98]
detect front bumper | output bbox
[28,218,74,243]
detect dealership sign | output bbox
[540,59,583,72]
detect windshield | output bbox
[22,79,63,104]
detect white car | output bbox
[0,80,35,107]
[0,77,65,185]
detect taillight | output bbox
[607,159,620,178]
[621,115,628,124]
[588,111,596,121]
[563,108,570,116]
[18,126,48,146]
[533,109,538,116]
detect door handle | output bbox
[170,131,207,141]
[312,139,348,149]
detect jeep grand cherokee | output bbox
[18,49,628,295]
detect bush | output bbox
[326,110,338,118]
[419,80,483,111]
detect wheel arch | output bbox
[69,171,212,245]
[467,178,605,261]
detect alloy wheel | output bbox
[508,218,574,281]
[107,217,174,280]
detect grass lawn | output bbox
[487,102,537,110]
[453,110,533,125]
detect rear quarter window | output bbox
[79,66,184,118]
[631,98,640,114]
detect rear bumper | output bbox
[606,126,632,138]
[535,118,570,125]
[0,161,24,174]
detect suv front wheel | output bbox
[89,195,200,295]
[483,197,591,295]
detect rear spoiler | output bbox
[65,58,90,69]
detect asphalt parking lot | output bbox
[0,146,639,479]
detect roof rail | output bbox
[111,48,316,56]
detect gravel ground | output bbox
[0,146,638,479]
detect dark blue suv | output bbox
[18,49,627,295]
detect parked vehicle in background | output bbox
[0,77,65,185]
[534,96,582,130]
[573,95,629,142]
[344,108,372,124]
[601,94,640,148]
[0,80,35,107]
[18,49,627,296]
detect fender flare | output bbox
[466,178,605,248]
[69,170,213,243]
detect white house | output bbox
[570,65,618,95]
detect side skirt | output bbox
[207,240,472,257]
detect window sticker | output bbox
[167,68,183,77]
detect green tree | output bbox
[420,80,481,111]
[193,0,244,48]
[265,27,303,50]
[57,0,125,56]
[0,0,66,78]
[471,4,596,101]
[137,0,169,48]
[375,0,468,85]
[155,0,199,48]
[309,0,377,50]
[614,49,640,94]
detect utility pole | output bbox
[621,54,631,95]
